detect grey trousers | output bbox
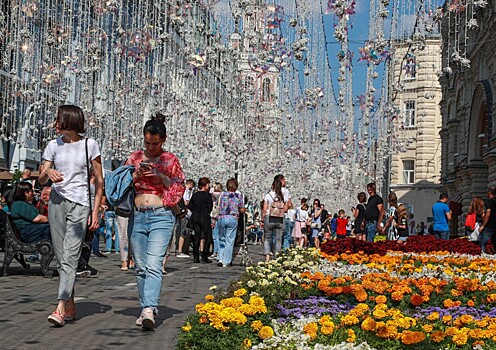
[117,216,131,262]
[263,216,284,256]
[49,190,90,301]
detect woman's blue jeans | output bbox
[218,216,238,265]
[283,218,295,249]
[129,207,175,313]
[105,211,119,252]
[212,221,220,254]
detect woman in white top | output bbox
[293,203,309,247]
[261,179,289,262]
[39,105,103,327]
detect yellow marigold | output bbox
[451,289,463,297]
[458,314,474,325]
[249,296,268,313]
[258,326,274,339]
[303,322,318,340]
[422,324,433,333]
[220,297,244,308]
[347,329,356,342]
[238,304,256,316]
[361,317,377,332]
[445,327,458,336]
[373,309,387,319]
[442,315,452,324]
[320,321,335,335]
[234,288,247,297]
[375,295,387,304]
[341,314,360,326]
[243,338,252,349]
[251,320,263,332]
[430,331,446,342]
[473,340,485,347]
[426,312,440,321]
[319,315,332,325]
[182,322,192,332]
[401,330,426,345]
[205,294,215,301]
[452,332,468,346]
[487,294,496,303]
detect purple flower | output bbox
[276,296,354,321]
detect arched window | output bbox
[262,77,271,102]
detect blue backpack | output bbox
[105,165,135,207]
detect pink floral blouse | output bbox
[125,150,185,207]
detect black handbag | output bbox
[115,185,135,218]
[186,215,194,229]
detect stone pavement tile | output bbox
[0,242,265,350]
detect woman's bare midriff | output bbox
[134,193,163,207]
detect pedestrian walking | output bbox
[39,105,104,327]
[364,183,384,242]
[431,193,452,240]
[124,113,185,330]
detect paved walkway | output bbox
[0,243,264,350]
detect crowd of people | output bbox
[2,104,496,332]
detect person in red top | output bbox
[336,209,348,239]
[124,113,185,330]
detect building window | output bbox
[403,160,415,184]
[403,54,416,79]
[404,100,415,128]
[262,77,271,102]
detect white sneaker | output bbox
[141,307,155,330]
[176,253,190,258]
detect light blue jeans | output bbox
[264,216,284,256]
[212,220,220,254]
[129,207,175,313]
[283,218,295,249]
[365,221,377,242]
[105,211,119,252]
[218,216,238,265]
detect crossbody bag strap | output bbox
[85,138,93,227]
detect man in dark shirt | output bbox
[479,186,496,253]
[364,182,385,242]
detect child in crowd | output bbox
[336,209,348,239]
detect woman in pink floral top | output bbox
[124,113,185,330]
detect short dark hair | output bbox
[226,178,238,192]
[13,182,33,202]
[143,113,166,138]
[57,105,85,133]
[439,193,449,200]
[488,187,496,196]
[198,177,210,189]
[367,182,376,190]
[186,179,195,186]
[357,192,366,203]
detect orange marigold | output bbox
[375,295,387,304]
[430,331,446,343]
[354,290,368,302]
[410,294,424,307]
[361,317,377,332]
[401,331,426,345]
[467,300,475,307]
[303,322,318,340]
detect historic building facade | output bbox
[387,37,443,226]
[439,1,496,234]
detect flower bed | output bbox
[178,239,496,349]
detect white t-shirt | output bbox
[43,137,100,207]
[264,190,289,215]
[295,206,309,222]
[286,208,296,221]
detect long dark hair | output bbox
[143,112,166,138]
[271,179,284,202]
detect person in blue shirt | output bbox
[431,193,452,240]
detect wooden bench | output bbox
[0,210,54,277]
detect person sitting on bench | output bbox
[9,182,50,243]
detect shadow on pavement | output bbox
[74,301,112,320]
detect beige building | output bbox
[387,37,443,227]
[439,1,496,234]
